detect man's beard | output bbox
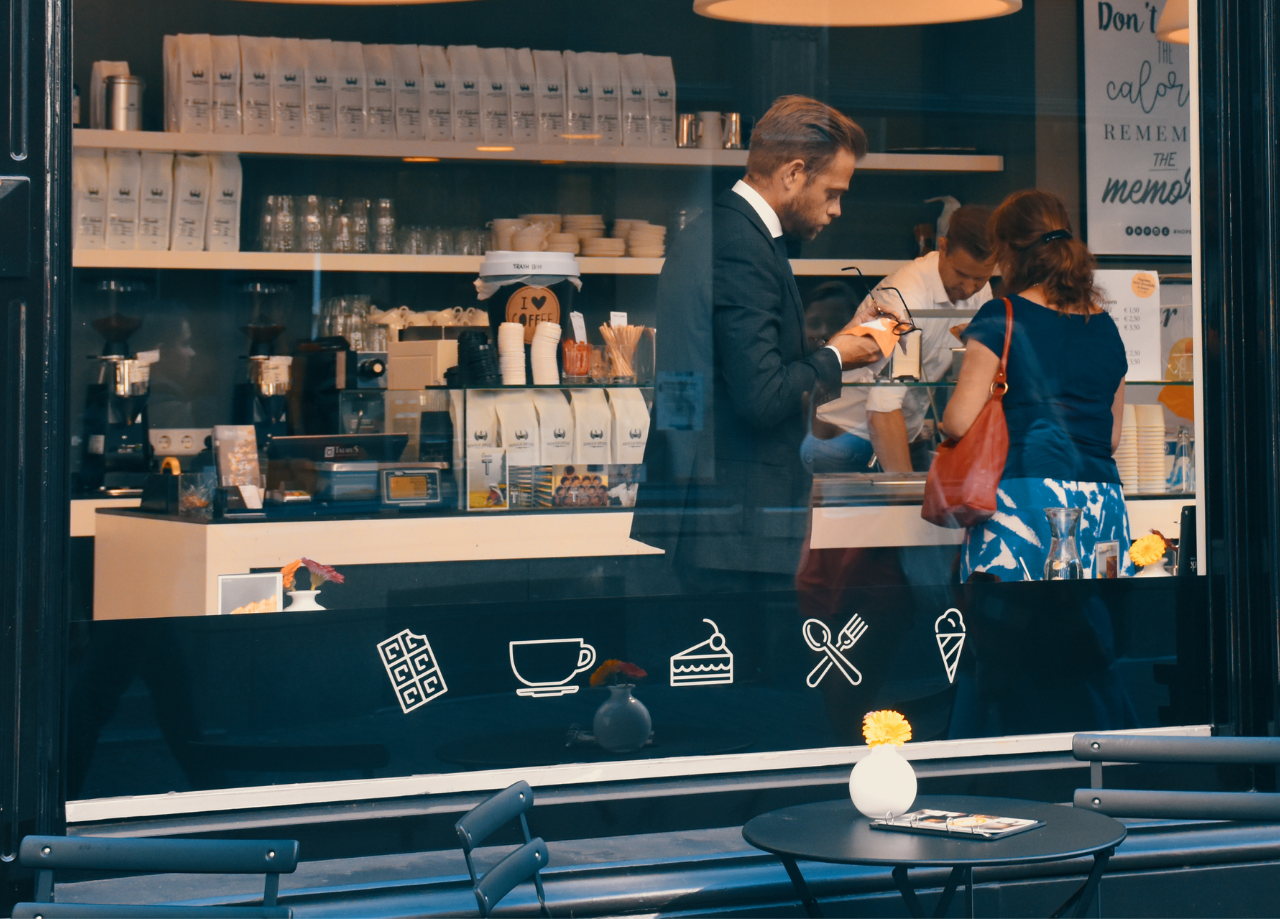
[778,196,824,241]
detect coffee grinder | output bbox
[81,280,154,493]
[232,282,291,447]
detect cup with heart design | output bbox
[509,638,598,697]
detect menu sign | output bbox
[1096,269,1163,380]
[1083,0,1192,256]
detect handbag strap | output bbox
[991,297,1014,398]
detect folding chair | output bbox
[455,781,551,917]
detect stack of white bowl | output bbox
[1135,403,1167,493]
[581,236,627,257]
[519,214,563,233]
[1115,404,1138,492]
[546,233,580,254]
[498,322,526,385]
[563,215,606,245]
[531,321,562,384]
[490,218,530,251]
[511,223,551,252]
[627,222,667,258]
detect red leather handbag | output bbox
[921,297,1014,528]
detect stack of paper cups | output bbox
[1136,403,1167,494]
[1115,403,1138,492]
[531,322,562,385]
[498,322,527,385]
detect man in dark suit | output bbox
[644,96,881,580]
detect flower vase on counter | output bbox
[281,557,344,612]
[1130,531,1175,577]
[849,711,916,819]
[285,590,325,611]
[590,659,651,753]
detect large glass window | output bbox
[66,0,1206,817]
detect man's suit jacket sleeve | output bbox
[713,233,842,430]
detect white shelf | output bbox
[73,129,1005,173]
[72,248,909,277]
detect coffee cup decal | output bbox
[509,638,597,697]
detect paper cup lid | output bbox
[479,250,581,280]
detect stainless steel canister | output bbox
[676,113,698,148]
[106,75,144,131]
[722,112,743,149]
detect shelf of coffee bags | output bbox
[71,130,1005,173]
[71,249,911,277]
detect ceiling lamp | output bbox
[1155,0,1190,44]
[692,0,1021,27]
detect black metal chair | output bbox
[455,781,551,918]
[11,835,300,918]
[1073,732,1280,819]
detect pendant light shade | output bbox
[692,0,1021,27]
[1155,0,1190,44]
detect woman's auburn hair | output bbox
[990,190,1102,315]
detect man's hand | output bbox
[828,332,884,368]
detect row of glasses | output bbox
[318,295,388,351]
[258,196,398,254]
[397,226,487,256]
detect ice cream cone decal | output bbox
[934,609,966,684]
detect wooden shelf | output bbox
[72,249,909,277]
[73,129,1005,173]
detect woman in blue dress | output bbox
[943,190,1135,581]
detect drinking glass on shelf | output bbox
[299,195,325,252]
[331,214,355,253]
[257,195,276,252]
[374,198,397,253]
[321,197,343,251]
[348,198,371,253]
[427,227,451,256]
[400,226,429,254]
[272,196,296,252]
[455,227,485,256]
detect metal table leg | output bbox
[780,855,825,918]
[1051,848,1113,919]
[893,865,973,919]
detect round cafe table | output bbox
[742,795,1125,919]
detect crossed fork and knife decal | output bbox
[802,614,868,688]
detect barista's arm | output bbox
[866,409,913,472]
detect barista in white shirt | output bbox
[803,205,996,473]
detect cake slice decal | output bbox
[670,619,734,687]
[935,608,966,684]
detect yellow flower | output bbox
[1129,533,1168,567]
[863,710,912,747]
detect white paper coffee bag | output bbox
[239,36,274,135]
[138,152,173,251]
[272,38,305,136]
[479,47,511,143]
[563,51,594,144]
[607,388,650,463]
[419,45,452,141]
[333,41,366,138]
[210,35,242,134]
[447,45,482,142]
[531,389,573,464]
[532,49,565,144]
[467,392,497,447]
[303,39,336,137]
[105,150,141,250]
[620,53,649,147]
[362,44,395,138]
[507,48,537,143]
[204,154,242,252]
[392,44,423,139]
[170,154,210,251]
[591,51,621,146]
[646,55,677,147]
[496,396,540,466]
[177,35,213,133]
[73,149,107,249]
[570,389,611,463]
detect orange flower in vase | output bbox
[589,658,651,754]
[282,557,344,611]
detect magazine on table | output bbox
[870,808,1044,840]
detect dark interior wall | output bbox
[69,0,1046,467]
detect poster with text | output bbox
[1095,269,1163,380]
[1084,0,1192,256]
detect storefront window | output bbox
[66,0,1207,817]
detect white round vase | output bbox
[593,685,652,753]
[849,744,917,819]
[285,590,325,611]
[1134,561,1172,578]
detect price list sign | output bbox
[1095,269,1163,381]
